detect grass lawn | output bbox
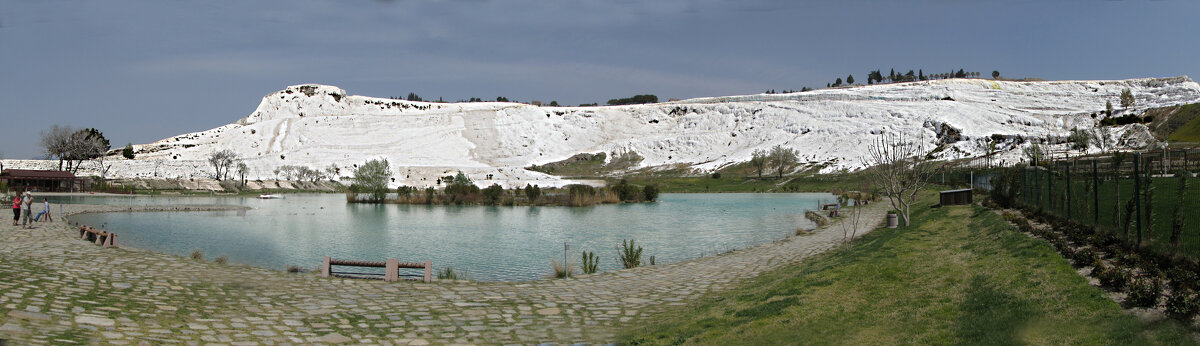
[621,192,1195,344]
[1167,103,1200,143]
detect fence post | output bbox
[1048,162,1054,213]
[1066,160,1073,219]
[1092,159,1099,226]
[1134,153,1142,247]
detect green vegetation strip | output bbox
[621,194,1193,344]
[1169,103,1200,143]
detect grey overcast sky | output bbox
[1,0,1197,159]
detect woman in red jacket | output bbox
[11,194,20,226]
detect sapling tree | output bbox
[1120,89,1135,109]
[838,194,864,248]
[237,161,249,186]
[769,145,799,179]
[617,239,643,269]
[862,133,941,227]
[749,149,769,178]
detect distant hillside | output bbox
[4,77,1199,188]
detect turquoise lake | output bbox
[62,193,835,281]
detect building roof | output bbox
[0,169,78,180]
[939,188,973,194]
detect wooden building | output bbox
[939,188,973,206]
[1,169,81,192]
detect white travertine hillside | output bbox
[7,77,1199,188]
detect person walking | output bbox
[21,192,34,228]
[10,194,19,226]
[35,198,52,222]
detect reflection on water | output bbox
[65,193,836,281]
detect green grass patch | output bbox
[1168,104,1200,143]
[1026,171,1200,259]
[621,192,1194,344]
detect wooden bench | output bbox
[320,256,432,283]
[78,225,118,248]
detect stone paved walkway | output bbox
[0,201,887,344]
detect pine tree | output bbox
[919,69,926,81]
[846,75,854,85]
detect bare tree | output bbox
[838,194,865,248]
[64,129,109,174]
[324,164,340,181]
[39,125,74,170]
[1090,127,1114,154]
[862,133,940,227]
[769,145,799,179]
[207,150,237,180]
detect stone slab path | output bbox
[0,201,887,344]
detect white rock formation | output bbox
[6,77,1198,188]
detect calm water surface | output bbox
[62,193,835,281]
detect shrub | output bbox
[612,179,639,201]
[424,187,435,204]
[1071,247,1098,268]
[1165,288,1200,322]
[1126,276,1164,308]
[1096,264,1131,290]
[618,239,643,269]
[121,144,135,159]
[190,249,204,261]
[524,184,541,202]
[1167,268,1199,291]
[551,259,574,279]
[642,185,660,202]
[214,255,228,265]
[437,267,462,280]
[582,251,599,274]
[482,183,504,205]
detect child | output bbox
[35,198,52,222]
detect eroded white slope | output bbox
[11,77,1199,188]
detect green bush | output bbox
[582,251,599,274]
[1096,264,1131,290]
[437,267,462,280]
[524,184,541,202]
[1165,288,1200,322]
[1070,247,1098,268]
[642,184,660,202]
[612,179,639,201]
[618,239,644,269]
[482,183,504,205]
[1126,276,1164,308]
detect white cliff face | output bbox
[8,77,1199,188]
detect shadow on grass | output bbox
[955,275,1037,344]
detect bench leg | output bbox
[423,260,432,283]
[320,256,331,278]
[385,259,399,282]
